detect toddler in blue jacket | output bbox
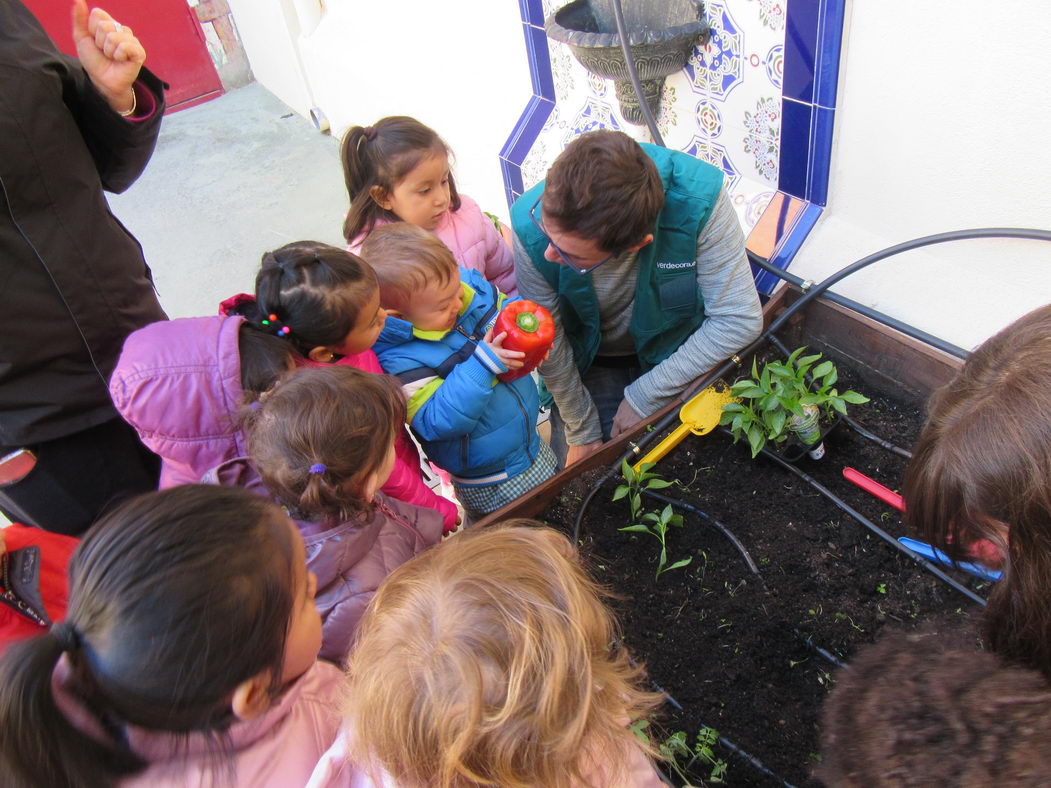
[362,223,558,519]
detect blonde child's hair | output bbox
[359,222,458,314]
[344,520,663,788]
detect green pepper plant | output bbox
[719,347,869,458]
[613,461,691,579]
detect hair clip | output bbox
[278,326,291,336]
[309,463,327,475]
[261,313,278,326]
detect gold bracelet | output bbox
[118,88,137,118]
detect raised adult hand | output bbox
[71,0,146,114]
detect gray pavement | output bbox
[107,82,347,319]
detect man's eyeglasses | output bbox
[528,196,616,275]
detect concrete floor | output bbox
[107,82,348,318]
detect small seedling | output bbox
[615,460,691,579]
[659,726,729,786]
[834,611,865,632]
[876,583,888,594]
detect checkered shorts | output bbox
[452,440,558,516]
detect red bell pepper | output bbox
[493,300,555,382]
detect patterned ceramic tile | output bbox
[504,0,845,292]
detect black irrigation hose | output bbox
[656,683,798,788]
[764,332,913,460]
[792,628,848,670]
[741,430,987,608]
[609,0,666,147]
[640,489,762,579]
[748,251,972,360]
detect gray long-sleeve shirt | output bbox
[514,186,763,445]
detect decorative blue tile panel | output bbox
[809,106,835,206]
[814,1,846,108]
[778,98,811,199]
[782,0,819,104]
[518,0,545,29]
[502,0,846,294]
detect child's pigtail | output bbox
[0,626,143,787]
[341,126,379,243]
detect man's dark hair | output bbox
[543,130,664,253]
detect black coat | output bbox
[0,0,168,446]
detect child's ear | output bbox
[307,345,337,364]
[369,185,393,211]
[384,308,404,320]
[361,471,382,503]
[231,674,272,721]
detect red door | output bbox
[23,0,223,111]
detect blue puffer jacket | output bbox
[374,268,541,484]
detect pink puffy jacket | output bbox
[53,657,344,788]
[109,316,457,530]
[349,193,517,296]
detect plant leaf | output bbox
[746,425,765,458]
[619,524,651,533]
[664,557,692,572]
[612,485,629,501]
[721,402,745,413]
[799,393,824,406]
[812,360,834,378]
[769,409,786,436]
[841,390,870,404]
[831,397,848,415]
[823,367,838,386]
[737,386,764,399]
[620,459,635,484]
[646,478,675,490]
[787,346,806,365]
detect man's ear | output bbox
[626,233,654,253]
[307,345,336,364]
[369,185,392,211]
[231,674,272,721]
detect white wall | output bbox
[790,2,1051,351]
[227,0,529,223]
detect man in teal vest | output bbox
[511,130,763,466]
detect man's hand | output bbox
[566,441,602,466]
[484,329,526,370]
[610,397,643,438]
[72,0,146,114]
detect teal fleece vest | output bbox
[511,143,724,373]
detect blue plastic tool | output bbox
[897,537,1002,582]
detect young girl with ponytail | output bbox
[244,365,443,663]
[0,484,340,788]
[225,241,459,532]
[341,116,517,295]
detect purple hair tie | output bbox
[309,463,327,475]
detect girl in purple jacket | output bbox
[244,366,443,664]
[0,484,342,788]
[342,116,517,296]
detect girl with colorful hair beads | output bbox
[0,484,339,787]
[341,116,517,296]
[228,241,459,532]
[244,366,443,663]
[308,522,666,787]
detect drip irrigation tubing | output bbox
[748,251,972,360]
[640,489,762,579]
[739,429,987,608]
[574,228,1051,539]
[655,683,797,788]
[764,332,913,460]
[793,628,848,670]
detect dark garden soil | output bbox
[536,360,987,787]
